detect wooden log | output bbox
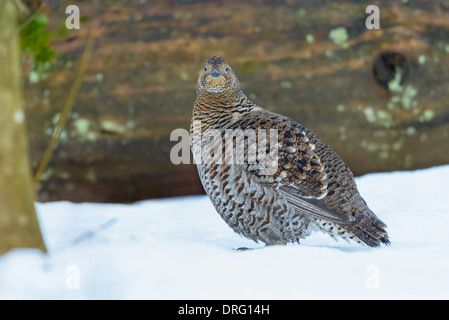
[25,0,449,202]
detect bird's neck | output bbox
[193,90,255,131]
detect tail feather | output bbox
[346,215,390,247]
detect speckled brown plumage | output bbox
[191,56,390,247]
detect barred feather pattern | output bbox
[191,56,390,247]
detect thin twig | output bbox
[16,0,43,34]
[34,27,96,187]
[71,217,118,246]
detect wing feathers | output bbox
[278,185,352,224]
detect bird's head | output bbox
[197,56,240,95]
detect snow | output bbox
[1,165,449,299]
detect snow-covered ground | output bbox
[1,165,449,299]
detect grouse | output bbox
[190,56,390,247]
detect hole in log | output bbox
[372,51,409,90]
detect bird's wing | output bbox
[276,185,351,224]
[227,109,352,224]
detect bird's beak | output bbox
[210,69,221,77]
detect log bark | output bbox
[25,0,449,202]
[0,0,46,254]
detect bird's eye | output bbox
[204,67,207,72]
[225,67,229,73]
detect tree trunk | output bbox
[0,0,46,255]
